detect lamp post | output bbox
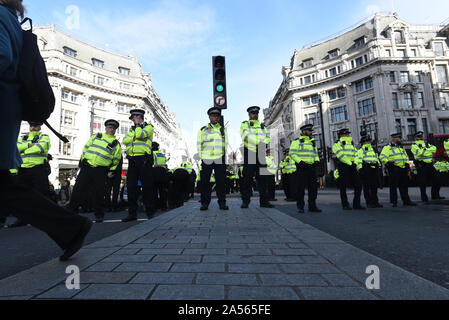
[318,97,328,174]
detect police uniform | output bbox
[379,133,416,207]
[122,109,155,221]
[280,151,297,201]
[152,142,169,212]
[240,106,273,208]
[265,153,278,201]
[355,136,382,208]
[332,128,363,210]
[197,107,228,210]
[69,120,122,222]
[289,124,321,213]
[168,166,190,208]
[433,159,449,200]
[104,157,123,212]
[411,131,437,202]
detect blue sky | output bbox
[26,0,449,156]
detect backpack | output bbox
[17,18,55,122]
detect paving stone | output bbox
[301,256,329,264]
[152,255,202,263]
[85,262,120,272]
[138,249,183,255]
[228,249,272,256]
[115,248,141,255]
[151,285,224,300]
[280,264,341,274]
[131,273,195,284]
[102,255,154,263]
[165,243,206,249]
[272,249,317,256]
[260,274,328,286]
[251,256,304,264]
[80,272,136,284]
[36,284,89,299]
[206,243,247,249]
[171,263,225,273]
[196,273,259,286]
[228,264,281,274]
[287,243,309,249]
[228,287,300,300]
[322,274,361,287]
[247,244,289,249]
[202,255,253,263]
[74,284,154,300]
[124,244,165,249]
[298,287,378,300]
[115,263,171,272]
[182,249,226,255]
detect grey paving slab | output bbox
[321,274,361,287]
[196,273,259,286]
[301,256,329,264]
[202,255,253,264]
[131,273,195,284]
[80,272,136,284]
[251,256,304,264]
[150,285,224,300]
[73,284,155,300]
[259,274,328,287]
[228,249,272,256]
[0,296,34,300]
[115,263,171,272]
[298,287,378,300]
[85,262,121,272]
[115,248,141,255]
[152,255,202,263]
[206,243,247,249]
[183,249,226,255]
[228,286,300,300]
[165,243,206,249]
[138,248,183,255]
[272,249,317,256]
[228,264,281,274]
[170,263,225,273]
[101,255,154,263]
[35,284,90,299]
[287,243,310,249]
[247,243,289,249]
[280,264,341,274]
[124,243,165,249]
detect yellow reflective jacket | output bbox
[434,161,449,173]
[181,161,193,174]
[266,155,277,175]
[289,136,320,165]
[355,144,380,170]
[197,123,227,160]
[240,120,270,152]
[333,137,357,166]
[17,131,51,168]
[123,124,154,157]
[280,156,297,174]
[82,133,122,170]
[153,151,167,167]
[411,140,436,164]
[379,144,409,169]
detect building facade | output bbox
[19,25,189,183]
[264,14,449,171]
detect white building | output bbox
[264,14,449,172]
[19,25,189,183]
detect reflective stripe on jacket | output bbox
[197,123,227,160]
[123,124,153,156]
[332,137,357,166]
[82,133,122,170]
[289,136,319,165]
[379,144,409,168]
[17,131,50,168]
[153,152,167,167]
[411,140,436,164]
[355,144,380,170]
[240,120,270,152]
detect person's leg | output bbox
[398,168,412,204]
[339,166,350,208]
[92,167,108,221]
[214,163,227,206]
[141,159,155,213]
[111,175,121,210]
[68,167,90,212]
[307,167,319,210]
[241,164,256,205]
[389,167,398,205]
[126,159,139,215]
[352,169,363,208]
[296,168,306,210]
[104,177,113,210]
[417,165,428,202]
[200,163,213,207]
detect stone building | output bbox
[264,13,449,171]
[18,25,189,183]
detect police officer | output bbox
[152,142,168,212]
[289,124,322,213]
[169,166,190,208]
[355,135,382,208]
[104,156,123,212]
[122,109,155,222]
[433,158,449,200]
[411,131,437,203]
[197,107,229,211]
[280,150,297,201]
[332,128,364,210]
[380,133,417,207]
[265,150,278,201]
[240,106,273,208]
[9,122,52,228]
[68,120,122,223]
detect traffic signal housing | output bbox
[212,56,227,110]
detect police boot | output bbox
[241,202,250,209]
[404,201,417,207]
[297,207,305,214]
[122,211,138,222]
[342,204,352,210]
[7,219,27,228]
[219,203,229,211]
[200,204,208,211]
[309,203,322,213]
[260,202,275,209]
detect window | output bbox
[69,66,77,77]
[415,73,422,83]
[120,122,131,135]
[397,50,406,57]
[407,119,417,138]
[417,92,424,108]
[404,92,413,109]
[304,76,311,84]
[303,97,311,106]
[305,112,321,126]
[119,67,130,76]
[61,90,69,100]
[332,131,339,143]
[303,59,313,68]
[314,134,323,150]
[365,77,373,90]
[422,118,428,137]
[361,123,378,141]
[92,58,104,68]
[354,37,365,47]
[331,106,348,123]
[392,92,399,109]
[390,72,396,83]
[120,82,131,90]
[311,95,319,105]
[328,90,337,100]
[70,92,78,103]
[355,80,364,93]
[59,136,73,156]
[436,65,448,83]
[434,42,444,56]
[329,67,337,76]
[386,49,391,57]
[93,117,104,133]
[63,47,77,57]
[439,119,449,133]
[440,92,449,110]
[358,98,376,116]
[356,56,364,67]
[97,76,105,86]
[351,60,355,69]
[328,87,345,100]
[395,119,402,135]
[60,109,76,128]
[400,71,409,83]
[410,49,417,57]
[394,31,404,44]
[329,49,339,58]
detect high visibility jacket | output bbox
[434,161,449,173]
[81,133,122,171]
[280,156,297,174]
[333,137,357,166]
[379,144,409,169]
[17,131,51,168]
[444,140,449,153]
[197,123,227,160]
[266,156,277,175]
[240,120,270,152]
[195,165,215,183]
[123,123,154,157]
[153,151,167,167]
[181,161,193,174]
[411,140,436,164]
[289,136,319,165]
[9,168,18,174]
[355,144,380,170]
[334,169,339,180]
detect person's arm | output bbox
[81,135,95,160]
[355,149,363,170]
[0,20,13,74]
[110,144,122,172]
[289,140,300,163]
[240,122,248,143]
[379,146,389,165]
[24,135,51,155]
[17,138,28,153]
[123,129,135,146]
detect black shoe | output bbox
[200,205,208,211]
[392,203,398,208]
[95,219,104,223]
[241,203,249,209]
[219,205,229,211]
[298,208,305,213]
[122,214,138,222]
[146,211,156,219]
[367,204,377,209]
[269,199,278,202]
[260,203,275,209]
[404,201,417,207]
[309,207,322,213]
[60,219,93,262]
[7,220,27,228]
[286,198,296,202]
[353,205,366,210]
[343,205,352,210]
[375,203,384,208]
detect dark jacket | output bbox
[0,5,23,170]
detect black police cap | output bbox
[247,106,260,114]
[360,135,372,143]
[300,124,314,132]
[28,121,43,126]
[129,109,145,120]
[207,107,221,116]
[391,132,402,138]
[414,131,424,138]
[152,142,160,150]
[105,119,120,129]
[338,128,351,136]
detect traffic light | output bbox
[212,56,227,110]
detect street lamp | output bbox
[318,97,328,174]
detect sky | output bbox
[25,0,449,158]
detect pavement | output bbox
[1,195,449,300]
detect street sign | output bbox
[215,95,226,106]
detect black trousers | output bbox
[432,172,447,199]
[359,166,380,205]
[127,156,153,214]
[338,164,362,208]
[153,167,168,210]
[388,166,411,204]
[416,162,437,201]
[189,172,196,197]
[241,148,270,205]
[200,162,226,206]
[105,173,121,210]
[0,170,88,250]
[266,175,276,200]
[69,165,108,219]
[296,164,318,209]
[18,165,50,198]
[172,169,190,208]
